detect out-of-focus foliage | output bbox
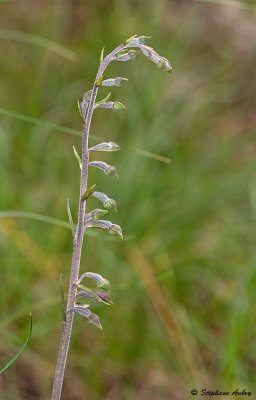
[0,1,256,399]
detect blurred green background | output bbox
[1,0,256,399]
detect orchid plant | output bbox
[51,35,172,400]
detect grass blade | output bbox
[0,210,133,240]
[194,0,253,10]
[0,314,32,375]
[0,107,81,137]
[0,107,171,163]
[0,29,78,62]
[0,210,71,229]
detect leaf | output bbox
[89,161,118,177]
[81,184,96,201]
[73,145,82,170]
[67,198,75,237]
[102,77,128,87]
[88,142,120,152]
[0,314,32,375]
[91,191,117,212]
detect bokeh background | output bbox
[1,0,256,399]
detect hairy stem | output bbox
[51,41,127,400]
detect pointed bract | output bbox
[67,199,75,238]
[95,92,111,106]
[99,46,105,65]
[73,145,82,170]
[124,34,138,44]
[81,184,96,201]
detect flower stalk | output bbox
[51,35,172,400]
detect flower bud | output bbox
[68,306,102,329]
[95,101,126,112]
[77,272,110,292]
[85,220,123,239]
[114,49,140,61]
[99,46,104,65]
[141,46,172,73]
[127,35,151,46]
[84,208,108,224]
[109,223,123,238]
[89,161,118,177]
[124,34,138,44]
[102,77,128,87]
[91,191,117,212]
[95,92,111,106]
[88,142,120,152]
